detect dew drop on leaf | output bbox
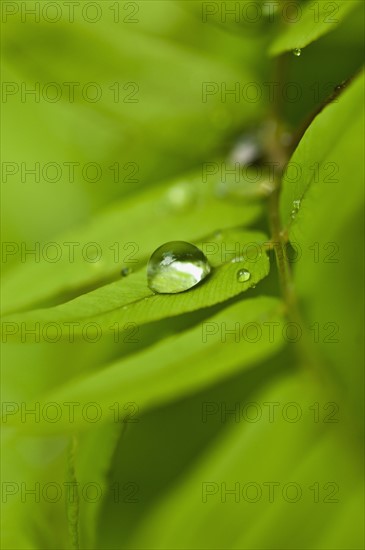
[165,183,196,213]
[147,241,211,294]
[121,267,132,277]
[293,48,302,57]
[291,199,301,219]
[236,269,251,283]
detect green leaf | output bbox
[280,71,364,231]
[2,230,270,341]
[11,296,284,433]
[1,175,262,316]
[280,71,364,416]
[74,425,122,549]
[2,6,266,253]
[1,431,69,549]
[125,372,363,550]
[269,0,360,56]
[97,348,291,549]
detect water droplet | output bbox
[231,256,245,264]
[293,48,302,57]
[291,199,301,219]
[334,81,346,93]
[236,269,251,283]
[165,183,196,213]
[121,267,132,277]
[147,241,211,294]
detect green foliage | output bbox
[1,2,364,549]
[3,229,270,339]
[1,185,261,315]
[281,71,365,418]
[269,0,361,56]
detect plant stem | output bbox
[265,59,326,376]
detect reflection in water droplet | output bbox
[121,267,132,277]
[293,48,302,57]
[147,241,211,294]
[237,269,251,283]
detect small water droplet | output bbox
[121,267,132,277]
[334,81,346,93]
[291,199,301,219]
[147,241,211,294]
[165,183,196,213]
[293,48,302,57]
[236,269,251,283]
[231,256,245,264]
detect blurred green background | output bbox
[1,1,364,549]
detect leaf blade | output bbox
[269,0,360,57]
[12,296,284,433]
[2,230,271,341]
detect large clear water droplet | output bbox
[293,48,302,57]
[237,269,251,283]
[147,241,211,294]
